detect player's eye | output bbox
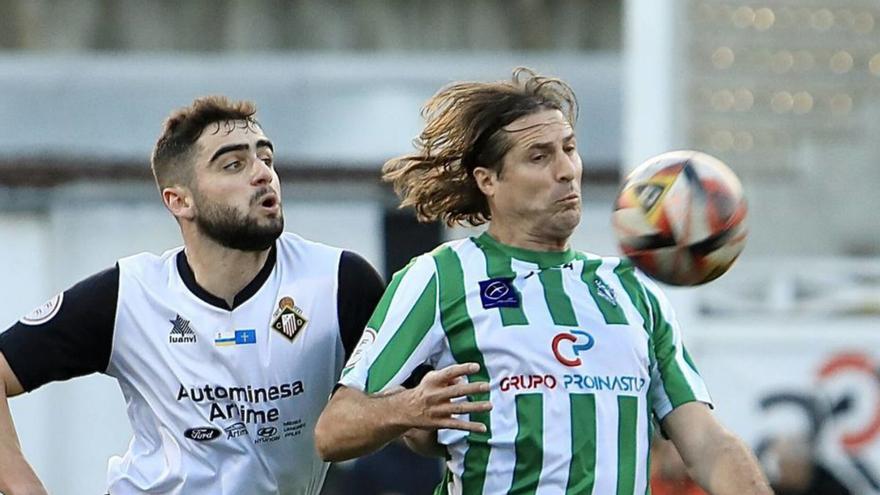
[260,156,274,168]
[531,154,547,162]
[223,160,242,171]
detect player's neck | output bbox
[486,221,570,252]
[183,236,271,307]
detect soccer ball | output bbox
[612,150,748,286]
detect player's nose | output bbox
[251,158,273,186]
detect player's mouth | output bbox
[557,193,580,205]
[257,193,281,213]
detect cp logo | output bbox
[484,281,510,300]
[552,330,595,367]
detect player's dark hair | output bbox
[382,67,578,227]
[151,96,259,190]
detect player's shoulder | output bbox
[117,247,183,277]
[573,248,634,270]
[572,249,662,290]
[276,232,345,258]
[381,238,467,283]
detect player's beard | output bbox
[193,191,284,251]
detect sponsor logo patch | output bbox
[169,314,197,344]
[283,419,305,438]
[224,422,248,439]
[563,374,646,392]
[499,374,558,392]
[478,278,520,309]
[184,426,221,442]
[255,425,281,444]
[552,330,595,367]
[270,296,308,340]
[19,293,64,326]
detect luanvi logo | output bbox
[169,314,197,344]
[184,426,221,442]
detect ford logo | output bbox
[184,427,222,442]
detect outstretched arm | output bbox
[0,352,48,495]
[315,363,491,462]
[663,402,772,495]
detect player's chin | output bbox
[251,211,284,230]
[551,208,581,232]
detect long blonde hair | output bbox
[382,68,578,226]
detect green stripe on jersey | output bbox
[471,237,528,326]
[567,394,597,495]
[612,262,651,335]
[538,268,578,326]
[617,395,639,495]
[579,256,628,325]
[613,263,656,370]
[366,260,416,331]
[510,394,544,495]
[433,246,492,495]
[434,469,452,495]
[682,347,700,375]
[646,290,697,408]
[366,274,437,394]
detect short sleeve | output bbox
[336,250,385,361]
[638,272,713,420]
[339,255,445,394]
[0,265,119,391]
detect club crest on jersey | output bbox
[271,296,308,340]
[478,277,520,309]
[594,278,618,306]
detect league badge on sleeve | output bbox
[270,296,308,340]
[19,293,64,326]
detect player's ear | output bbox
[472,167,498,198]
[163,185,196,221]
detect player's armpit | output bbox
[0,352,24,398]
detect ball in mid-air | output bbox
[612,150,748,286]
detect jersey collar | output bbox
[475,232,576,269]
[176,244,277,311]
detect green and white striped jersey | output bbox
[340,232,711,495]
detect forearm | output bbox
[0,386,47,495]
[314,386,412,462]
[689,431,772,495]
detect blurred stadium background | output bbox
[0,0,878,493]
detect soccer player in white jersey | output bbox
[0,96,384,494]
[315,69,772,494]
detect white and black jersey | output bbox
[0,232,385,495]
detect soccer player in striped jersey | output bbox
[316,68,771,494]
